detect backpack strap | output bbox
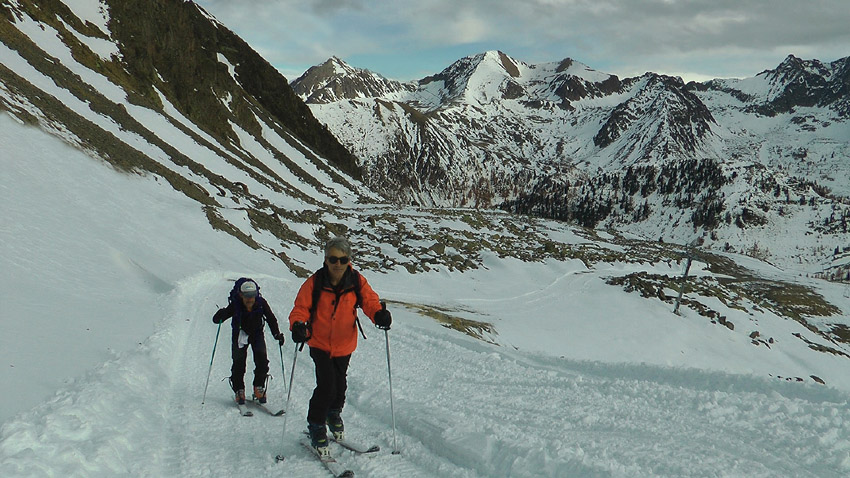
[309,268,324,326]
[309,267,367,340]
[349,269,367,340]
[350,269,363,309]
[229,277,250,328]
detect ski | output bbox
[301,438,355,477]
[248,398,284,416]
[331,435,380,454]
[301,430,379,454]
[236,403,253,416]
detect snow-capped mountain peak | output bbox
[291,55,413,103]
[766,54,832,82]
[412,50,620,107]
[412,50,524,105]
[708,54,850,116]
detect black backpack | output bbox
[228,278,263,327]
[230,277,261,305]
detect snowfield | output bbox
[1,271,850,477]
[2,112,850,477]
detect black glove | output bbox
[374,308,392,330]
[291,321,311,343]
[212,308,227,324]
[273,332,285,346]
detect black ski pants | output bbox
[230,331,269,392]
[307,347,351,426]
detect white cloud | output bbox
[193,0,850,81]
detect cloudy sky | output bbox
[193,0,850,83]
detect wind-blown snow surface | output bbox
[2,112,850,477]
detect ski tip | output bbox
[273,409,285,416]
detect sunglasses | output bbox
[326,255,350,264]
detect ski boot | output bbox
[234,389,246,405]
[308,423,330,457]
[253,385,266,404]
[327,409,344,440]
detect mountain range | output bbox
[292,52,850,278]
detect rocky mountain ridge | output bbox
[292,52,849,277]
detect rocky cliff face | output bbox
[1,0,360,181]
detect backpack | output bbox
[230,277,261,305]
[228,278,262,328]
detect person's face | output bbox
[325,247,350,277]
[240,294,256,309]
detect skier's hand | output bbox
[291,321,311,343]
[212,308,227,324]
[274,332,285,346]
[374,308,392,330]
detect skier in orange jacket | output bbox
[288,236,391,454]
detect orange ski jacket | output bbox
[288,266,382,357]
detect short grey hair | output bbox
[324,236,352,257]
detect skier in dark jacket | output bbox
[213,278,285,405]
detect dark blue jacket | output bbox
[213,297,282,340]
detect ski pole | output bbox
[278,342,287,395]
[275,343,301,463]
[381,302,400,454]
[202,318,222,405]
[384,329,400,454]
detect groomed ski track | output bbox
[1,272,849,477]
